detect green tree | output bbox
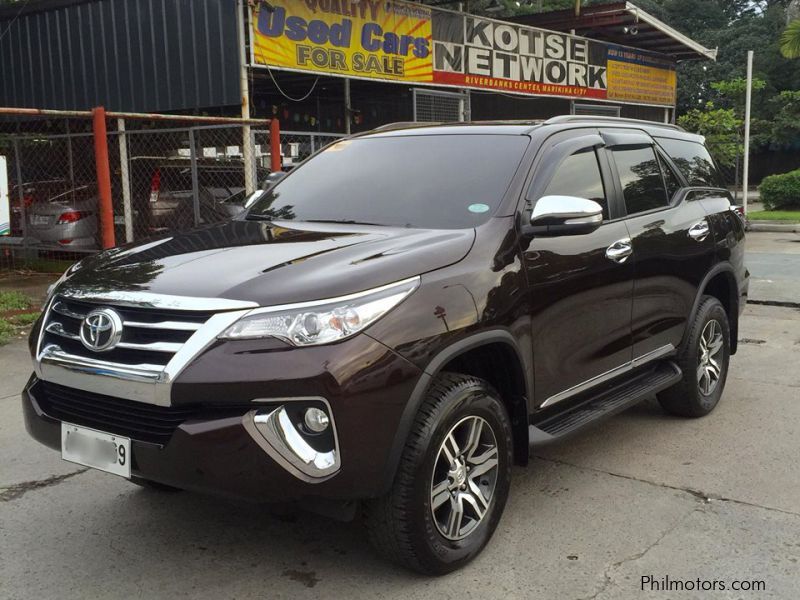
[781,19,800,57]
[678,102,742,166]
[769,90,800,145]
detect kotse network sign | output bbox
[251,0,677,107]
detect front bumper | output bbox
[23,332,423,501]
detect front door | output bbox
[520,133,634,409]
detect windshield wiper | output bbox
[244,213,273,222]
[304,219,380,226]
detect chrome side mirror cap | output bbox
[529,195,604,236]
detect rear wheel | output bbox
[657,296,730,417]
[363,373,513,575]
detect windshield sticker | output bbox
[468,203,490,214]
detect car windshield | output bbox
[246,134,529,229]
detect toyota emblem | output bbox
[79,308,123,352]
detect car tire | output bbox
[657,296,730,418]
[363,372,513,575]
[130,478,183,493]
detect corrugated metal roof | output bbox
[0,0,241,112]
[509,1,717,62]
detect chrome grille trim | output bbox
[123,320,202,331]
[51,301,86,320]
[115,340,184,353]
[35,290,254,406]
[40,344,165,381]
[53,301,203,333]
[44,322,80,341]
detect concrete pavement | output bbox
[1,302,798,599]
[746,231,800,305]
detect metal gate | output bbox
[413,89,470,122]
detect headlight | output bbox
[219,277,420,346]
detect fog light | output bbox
[304,407,330,433]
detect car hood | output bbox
[60,220,475,306]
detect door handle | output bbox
[688,220,710,242]
[606,238,632,263]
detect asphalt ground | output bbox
[1,234,798,599]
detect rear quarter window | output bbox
[655,138,724,188]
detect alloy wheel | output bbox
[697,319,724,396]
[430,416,499,541]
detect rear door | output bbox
[605,130,717,361]
[520,130,634,408]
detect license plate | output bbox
[32,215,49,226]
[61,423,131,478]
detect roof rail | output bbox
[544,115,685,132]
[371,121,436,132]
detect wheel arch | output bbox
[687,263,739,355]
[379,330,532,494]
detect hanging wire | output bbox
[265,64,320,103]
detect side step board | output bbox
[529,361,682,446]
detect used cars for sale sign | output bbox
[251,0,676,108]
[251,0,434,82]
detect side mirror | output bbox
[263,171,286,190]
[528,195,603,236]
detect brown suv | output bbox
[23,118,748,574]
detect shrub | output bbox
[759,169,800,210]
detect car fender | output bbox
[684,261,739,353]
[378,329,531,494]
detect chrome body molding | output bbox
[243,398,341,482]
[541,344,676,408]
[160,311,249,386]
[56,288,258,311]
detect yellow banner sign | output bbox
[251,0,433,82]
[606,46,677,106]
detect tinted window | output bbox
[658,153,681,201]
[613,147,668,215]
[246,135,529,229]
[542,149,608,217]
[656,138,724,188]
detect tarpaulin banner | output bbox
[251,0,433,82]
[250,1,677,107]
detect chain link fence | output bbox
[254,129,343,170]
[1,108,344,273]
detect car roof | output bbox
[358,116,703,143]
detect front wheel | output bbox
[363,373,513,575]
[658,296,730,417]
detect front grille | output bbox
[36,381,201,445]
[40,295,216,368]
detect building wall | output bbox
[0,0,240,112]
